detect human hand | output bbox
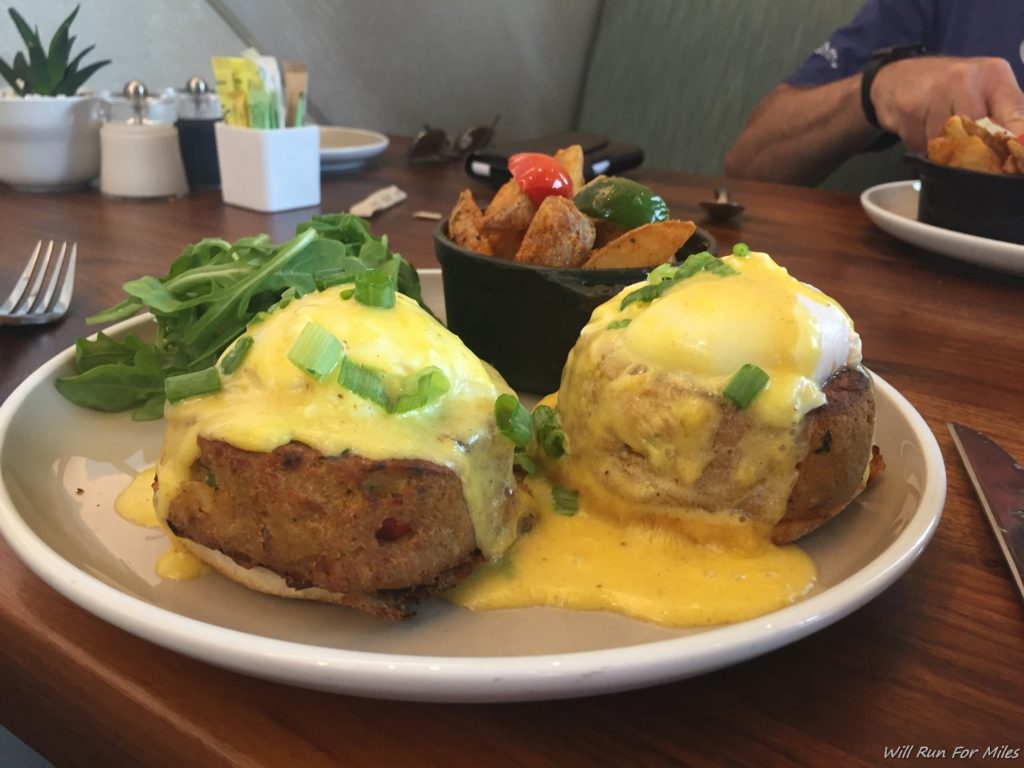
[870,56,1024,151]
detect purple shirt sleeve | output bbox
[787,0,933,86]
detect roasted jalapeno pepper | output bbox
[508,153,573,206]
[574,176,669,230]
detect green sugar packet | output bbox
[248,88,273,129]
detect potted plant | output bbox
[0,5,111,191]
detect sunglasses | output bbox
[407,116,500,164]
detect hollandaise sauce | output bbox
[113,467,159,527]
[446,479,817,627]
[114,467,210,580]
[156,290,520,559]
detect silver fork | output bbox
[0,240,77,326]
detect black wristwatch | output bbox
[860,42,927,129]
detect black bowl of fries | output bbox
[916,115,1024,244]
[433,221,716,393]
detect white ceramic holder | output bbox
[215,123,320,212]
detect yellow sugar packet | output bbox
[211,56,263,127]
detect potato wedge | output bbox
[946,135,1003,175]
[1005,139,1024,174]
[480,179,536,260]
[592,218,630,248]
[448,190,493,256]
[554,144,585,194]
[583,220,697,270]
[515,196,596,268]
[926,136,958,166]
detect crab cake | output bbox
[154,287,523,619]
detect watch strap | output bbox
[860,43,927,130]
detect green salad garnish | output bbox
[54,213,423,420]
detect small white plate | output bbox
[319,126,389,171]
[0,272,946,702]
[861,180,1024,276]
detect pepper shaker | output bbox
[176,76,223,189]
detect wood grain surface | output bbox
[1,139,1022,767]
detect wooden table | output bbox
[1,140,1021,767]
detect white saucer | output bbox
[319,126,389,170]
[860,180,1024,276]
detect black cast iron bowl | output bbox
[433,221,717,394]
[912,155,1024,244]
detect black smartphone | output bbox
[465,131,643,186]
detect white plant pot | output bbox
[0,93,101,191]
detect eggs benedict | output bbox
[447,247,882,626]
[553,247,877,548]
[153,280,524,619]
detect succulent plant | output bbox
[0,5,111,96]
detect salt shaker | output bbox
[176,76,223,189]
[99,80,189,199]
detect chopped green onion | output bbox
[495,394,533,448]
[247,310,271,328]
[620,251,736,309]
[674,251,736,279]
[287,322,343,381]
[620,282,663,309]
[732,242,751,257]
[607,318,631,330]
[723,363,770,409]
[219,335,253,375]
[165,367,221,403]
[393,366,450,413]
[514,450,538,475]
[646,263,678,284]
[339,357,391,409]
[340,288,355,300]
[532,405,566,459]
[551,485,579,516]
[354,269,396,308]
[314,267,359,290]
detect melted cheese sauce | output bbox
[156,290,520,558]
[114,467,209,580]
[446,478,817,626]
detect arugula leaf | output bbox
[55,212,425,419]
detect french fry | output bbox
[480,179,536,260]
[515,196,595,268]
[448,190,492,256]
[554,145,585,194]
[583,220,696,270]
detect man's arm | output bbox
[725,56,1024,187]
[723,77,877,186]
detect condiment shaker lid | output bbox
[101,79,177,125]
[176,76,222,120]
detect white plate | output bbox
[861,180,1024,276]
[319,126,388,170]
[0,271,946,702]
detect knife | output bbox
[948,423,1024,603]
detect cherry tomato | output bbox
[508,153,573,206]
